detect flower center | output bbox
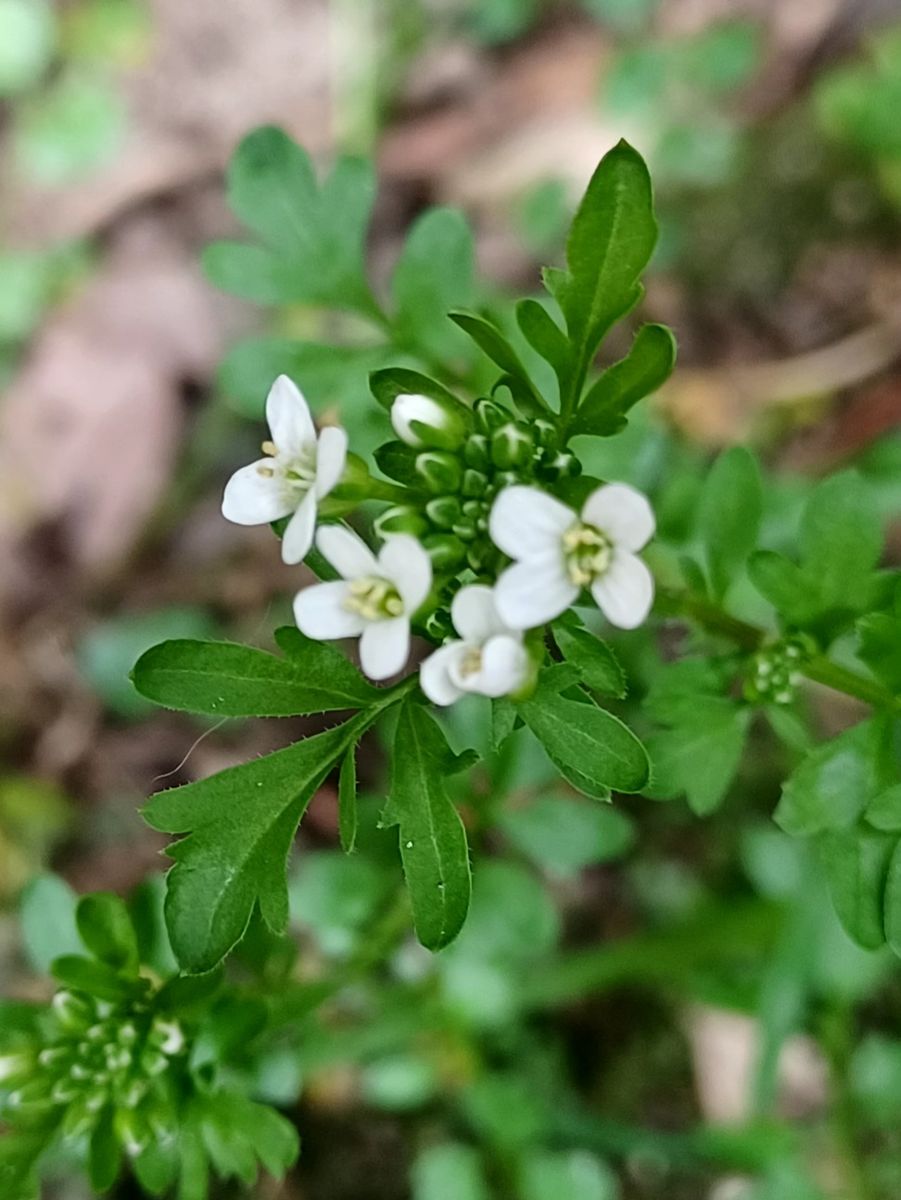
[344,577,405,621]
[458,645,483,679]
[562,522,612,587]
[256,440,318,491]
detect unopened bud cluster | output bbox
[744,635,814,706]
[1,986,185,1157]
[383,394,581,577]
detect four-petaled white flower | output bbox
[420,585,529,707]
[294,525,432,681]
[490,483,655,631]
[222,375,348,565]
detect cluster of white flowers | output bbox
[223,377,656,704]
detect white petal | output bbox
[315,425,348,499]
[266,375,315,457]
[590,550,654,629]
[360,616,410,680]
[489,486,574,560]
[222,460,293,525]
[475,635,529,697]
[581,482,655,552]
[316,524,379,579]
[378,535,432,612]
[281,490,317,564]
[451,584,509,643]
[391,394,445,447]
[494,555,578,630]
[420,643,466,706]
[294,581,365,640]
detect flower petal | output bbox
[420,642,466,706]
[581,482,655,552]
[281,490,317,564]
[294,581,365,640]
[451,584,509,643]
[266,375,315,456]
[476,635,529,697]
[489,486,574,560]
[316,524,379,579]
[494,555,577,630]
[222,460,293,525]
[590,550,654,629]
[379,534,432,612]
[360,616,410,680]
[315,425,348,499]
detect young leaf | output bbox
[801,471,882,602]
[857,613,901,694]
[19,874,80,973]
[338,745,358,854]
[373,439,422,488]
[644,698,751,816]
[88,1109,122,1193]
[883,840,901,959]
[383,699,472,951]
[699,446,763,600]
[144,716,367,972]
[552,617,627,697]
[518,674,649,794]
[392,208,474,359]
[50,955,140,1000]
[551,140,657,375]
[203,126,376,314]
[818,827,895,950]
[76,892,139,974]
[516,298,570,392]
[132,636,378,717]
[571,323,675,437]
[369,366,461,413]
[448,310,546,412]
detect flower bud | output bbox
[537,450,581,480]
[52,990,95,1032]
[374,505,429,539]
[461,469,488,498]
[452,518,478,543]
[391,393,468,450]
[491,422,534,470]
[463,433,491,471]
[415,451,463,495]
[0,1051,36,1086]
[422,533,467,572]
[425,496,462,530]
[534,418,557,448]
[474,397,509,434]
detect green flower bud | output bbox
[52,990,95,1032]
[534,418,557,448]
[537,450,581,480]
[474,397,509,434]
[373,504,429,538]
[425,495,462,530]
[463,433,491,470]
[491,422,534,470]
[494,470,520,489]
[415,451,463,495]
[391,392,468,450]
[424,609,454,640]
[115,1107,149,1157]
[461,468,488,498]
[422,533,467,571]
[452,519,477,543]
[62,1098,97,1141]
[0,1051,36,1086]
[460,499,485,519]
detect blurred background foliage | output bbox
[3,0,901,1197]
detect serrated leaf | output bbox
[818,827,895,950]
[645,698,750,815]
[383,700,472,950]
[552,617,626,697]
[132,636,377,717]
[76,892,139,974]
[572,323,675,437]
[392,208,474,360]
[145,716,369,972]
[552,140,657,376]
[775,717,893,836]
[518,674,648,794]
[699,446,763,600]
[338,745,358,854]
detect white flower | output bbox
[489,482,655,631]
[390,392,467,449]
[420,585,529,707]
[221,375,348,565]
[293,526,432,681]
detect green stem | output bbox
[801,657,900,710]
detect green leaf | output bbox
[516,298,570,394]
[518,673,649,794]
[865,784,901,831]
[383,699,472,950]
[132,635,377,717]
[412,1143,491,1200]
[369,366,461,412]
[818,827,895,950]
[698,446,762,600]
[552,617,627,697]
[133,1141,178,1196]
[49,954,140,1000]
[645,698,751,815]
[801,471,882,606]
[519,1150,618,1200]
[448,310,545,412]
[89,1109,122,1193]
[858,613,901,694]
[392,208,474,359]
[775,717,893,836]
[144,716,368,972]
[373,439,422,487]
[19,874,80,973]
[76,892,139,974]
[490,696,518,752]
[572,323,675,437]
[551,140,657,373]
[748,551,820,627]
[203,127,376,314]
[884,839,901,959]
[338,745,358,854]
[499,793,635,877]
